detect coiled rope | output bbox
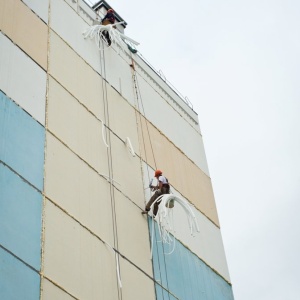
[83,22,139,52]
[149,194,200,258]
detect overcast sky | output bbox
[91,0,300,299]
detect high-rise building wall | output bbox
[0,0,234,299]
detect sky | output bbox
[91,0,300,299]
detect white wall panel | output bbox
[142,163,230,282]
[104,47,135,106]
[0,33,46,125]
[44,133,113,245]
[50,0,101,74]
[43,200,119,300]
[23,0,49,23]
[135,72,210,176]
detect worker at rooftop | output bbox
[101,8,116,46]
[142,170,170,216]
[102,8,116,25]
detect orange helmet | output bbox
[154,169,162,177]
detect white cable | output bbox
[104,242,122,289]
[101,120,109,148]
[83,23,139,52]
[125,137,136,157]
[148,194,200,258]
[100,173,121,186]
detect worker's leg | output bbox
[142,190,162,215]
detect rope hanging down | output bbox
[83,22,139,51]
[149,194,200,258]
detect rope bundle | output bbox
[83,22,139,51]
[149,194,200,258]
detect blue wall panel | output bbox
[0,247,40,300]
[150,219,234,300]
[0,164,43,270]
[0,91,45,190]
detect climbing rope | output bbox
[130,58,171,300]
[98,37,123,296]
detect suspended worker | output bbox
[101,8,116,46]
[142,169,170,216]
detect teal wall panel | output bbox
[0,164,43,270]
[0,247,40,300]
[150,219,234,300]
[0,91,45,190]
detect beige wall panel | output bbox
[43,200,119,300]
[42,279,74,300]
[50,0,102,74]
[0,0,48,69]
[139,121,219,226]
[107,84,140,156]
[120,259,156,300]
[44,133,113,244]
[22,0,48,23]
[0,33,46,124]
[110,134,144,208]
[114,188,152,274]
[135,72,210,176]
[49,30,103,118]
[47,77,108,173]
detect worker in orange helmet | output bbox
[142,169,170,216]
[101,8,116,46]
[101,8,116,25]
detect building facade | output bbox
[0,0,234,299]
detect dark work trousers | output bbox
[145,186,169,216]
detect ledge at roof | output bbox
[92,0,127,28]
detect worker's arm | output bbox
[150,180,163,191]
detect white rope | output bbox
[83,22,139,51]
[104,242,122,289]
[125,137,136,157]
[149,194,200,258]
[101,119,109,148]
[100,173,121,186]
